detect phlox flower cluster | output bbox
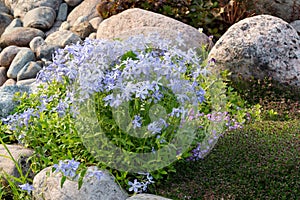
[128,172,154,193]
[1,108,38,131]
[34,34,207,114]
[53,158,80,179]
[85,166,104,181]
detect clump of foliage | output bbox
[0,34,257,199]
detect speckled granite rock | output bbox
[208,15,300,93]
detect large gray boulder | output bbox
[208,15,300,95]
[33,166,128,200]
[0,85,31,118]
[96,8,211,52]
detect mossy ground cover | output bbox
[149,120,300,199]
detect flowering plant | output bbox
[1,33,257,194]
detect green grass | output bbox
[149,120,300,199]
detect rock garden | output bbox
[0,0,299,199]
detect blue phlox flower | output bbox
[151,147,156,154]
[54,99,69,117]
[103,94,114,106]
[196,88,205,103]
[170,107,184,118]
[19,183,34,194]
[132,115,143,129]
[53,159,80,178]
[110,94,123,108]
[147,121,163,134]
[86,166,103,181]
[128,179,143,193]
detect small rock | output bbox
[0,27,45,48]
[8,0,62,19]
[56,3,68,21]
[59,21,71,30]
[67,0,102,26]
[0,45,21,67]
[17,61,42,81]
[16,78,36,86]
[89,32,97,39]
[2,79,16,87]
[70,21,95,39]
[0,12,13,36]
[23,6,56,30]
[36,44,59,60]
[2,18,23,35]
[0,67,7,86]
[33,166,128,200]
[29,36,46,53]
[7,48,35,79]
[45,20,63,37]
[0,144,34,185]
[45,30,82,48]
[0,85,30,118]
[126,194,173,200]
[89,17,102,30]
[64,0,83,7]
[73,16,88,26]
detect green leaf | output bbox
[60,176,66,188]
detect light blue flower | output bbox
[53,159,80,178]
[86,166,103,181]
[19,183,34,194]
[132,115,143,129]
[147,121,162,134]
[128,179,143,193]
